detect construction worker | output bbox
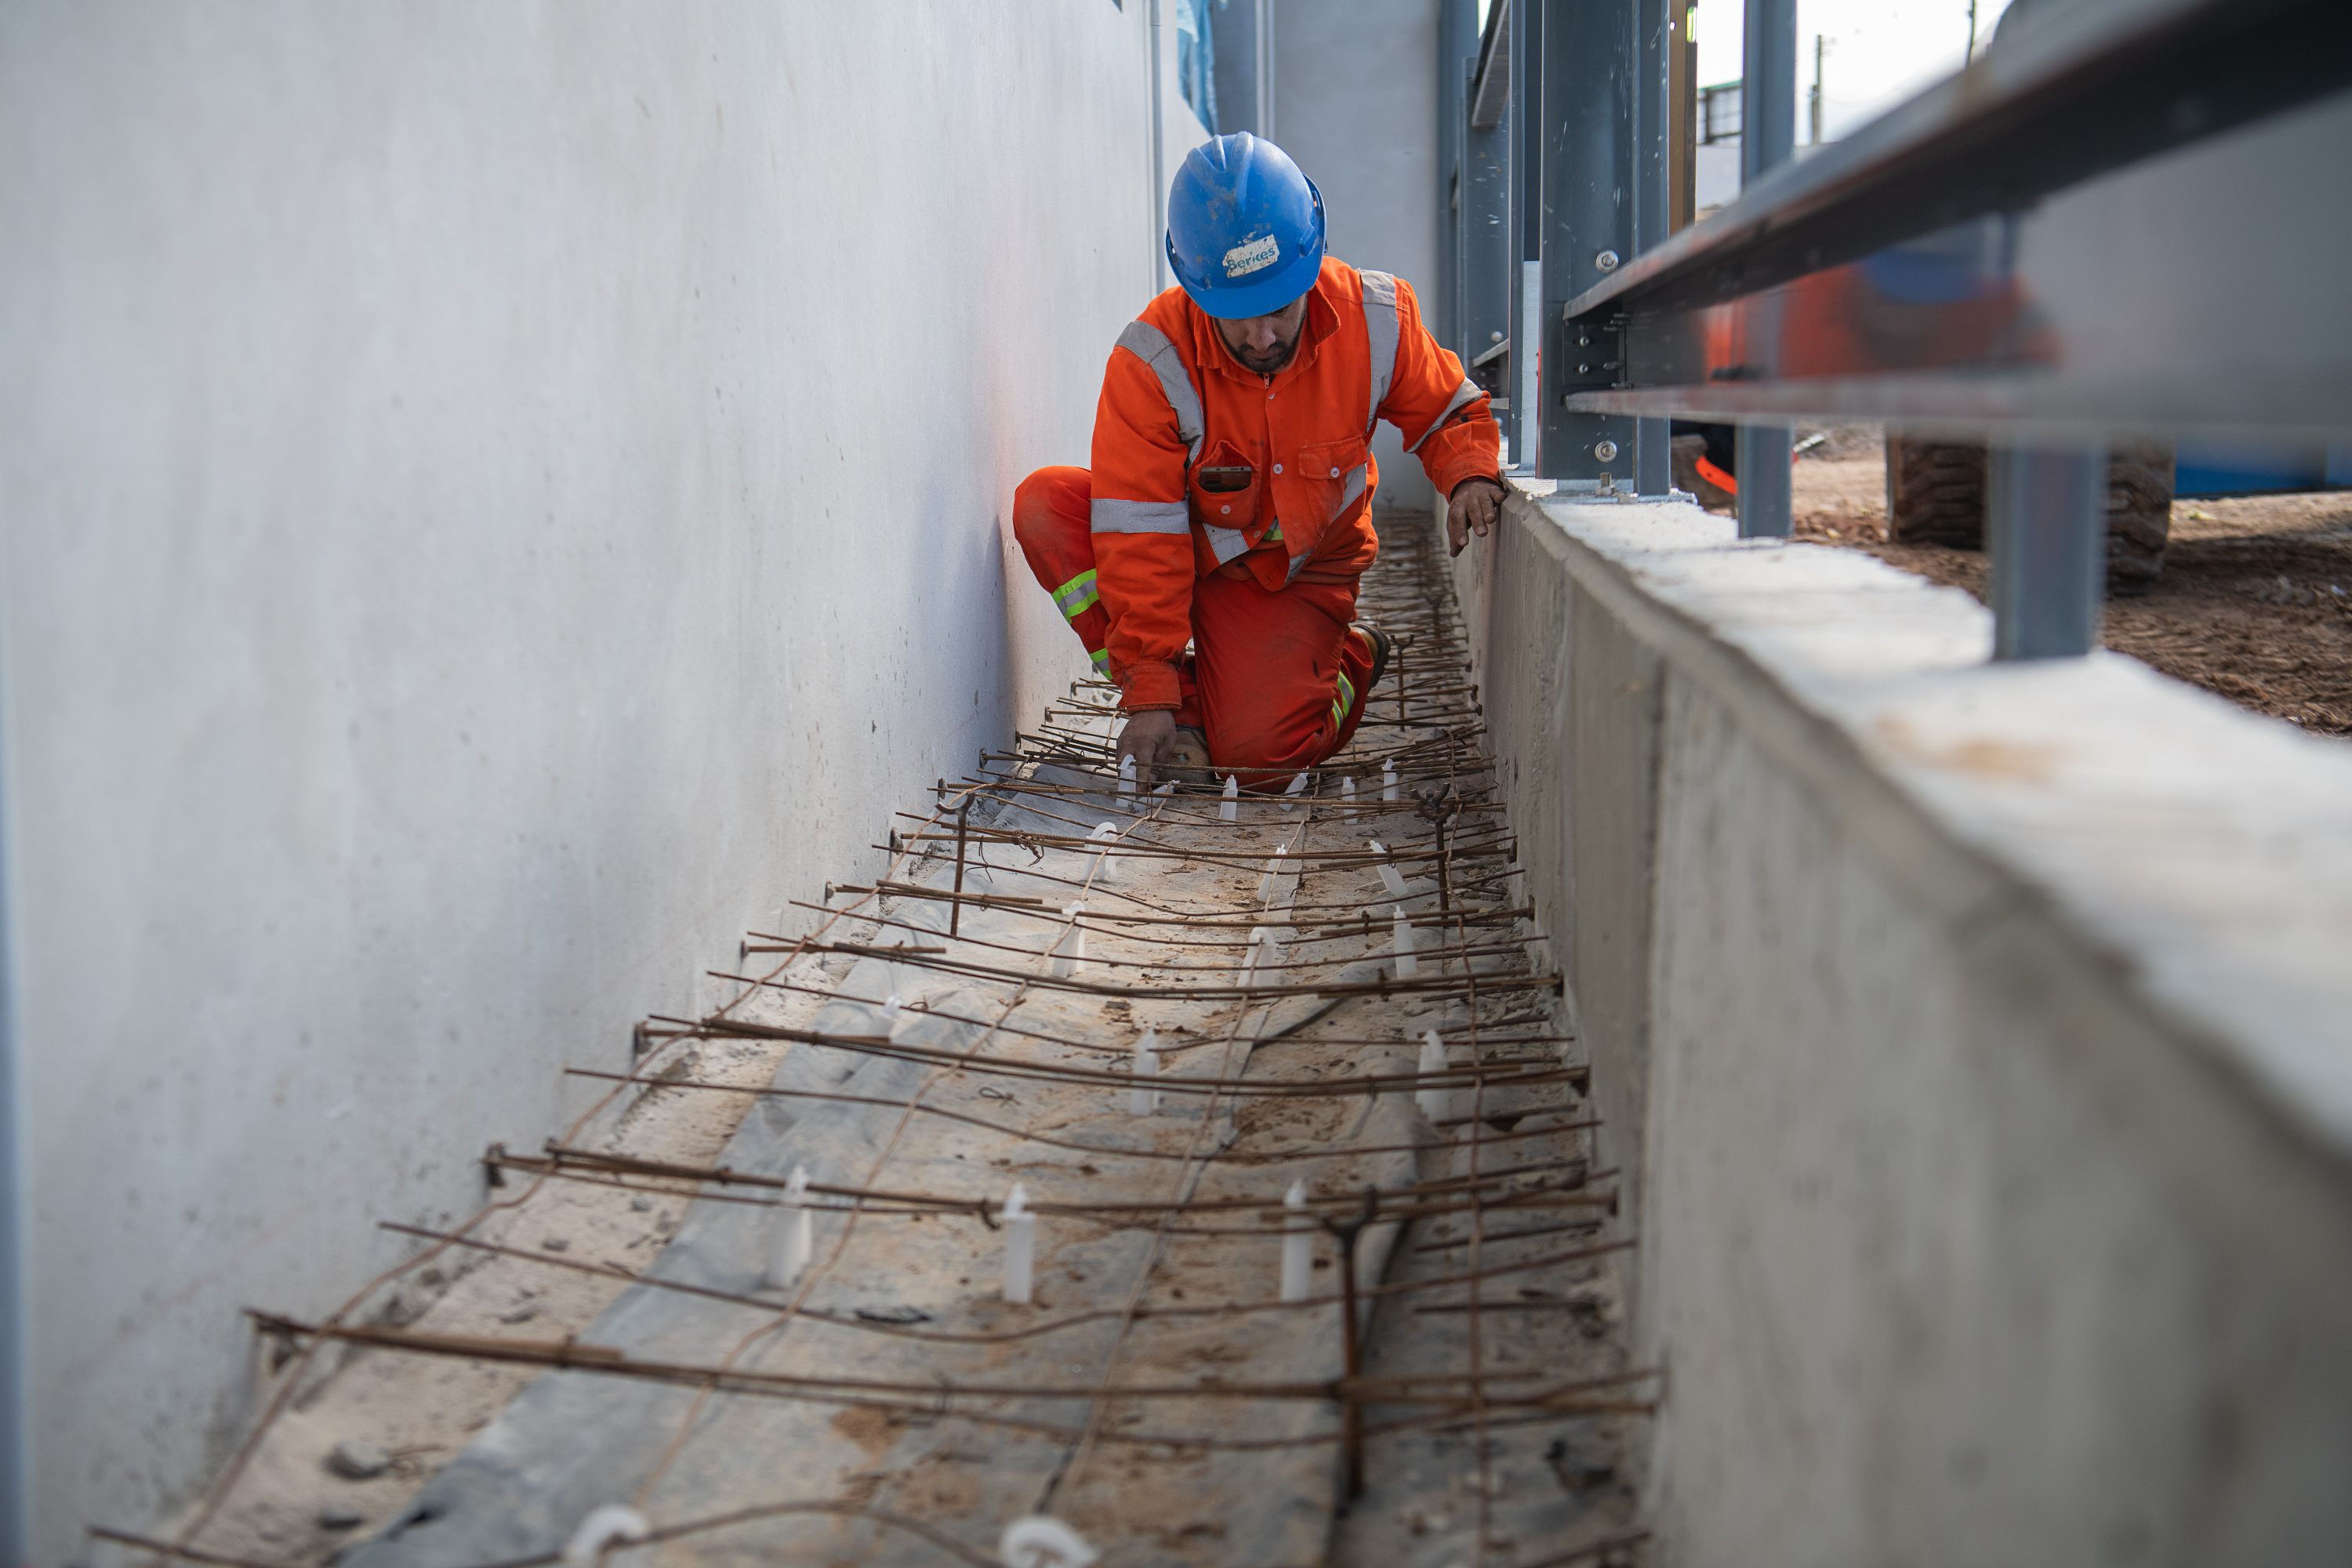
[1014,133,1504,788]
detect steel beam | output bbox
[1508,0,1540,470]
[1987,443,2107,659]
[1634,0,1673,496]
[1459,37,1512,378]
[1535,0,1637,485]
[1737,0,1798,536]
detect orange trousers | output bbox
[1012,466,1377,783]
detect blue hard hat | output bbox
[1165,133,1327,319]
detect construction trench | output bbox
[129,514,1649,1568]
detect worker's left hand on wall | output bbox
[1117,709,1178,786]
[1446,476,1508,557]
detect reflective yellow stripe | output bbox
[1330,668,1357,730]
[1091,648,1112,674]
[1052,568,1101,620]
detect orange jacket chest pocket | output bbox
[1283,434,1371,559]
[1189,437,1263,533]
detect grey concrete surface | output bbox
[1448,485,2352,1563]
[0,5,1168,1557]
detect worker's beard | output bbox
[1228,334,1299,376]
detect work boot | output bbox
[1355,621,1394,691]
[1160,724,1215,790]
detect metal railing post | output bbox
[1988,442,2107,659]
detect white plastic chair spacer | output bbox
[562,1506,650,1568]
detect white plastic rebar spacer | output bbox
[1051,902,1086,978]
[1280,1179,1314,1301]
[769,1163,813,1288]
[1000,1515,1099,1568]
[1368,840,1409,900]
[1128,1029,1161,1116]
[1393,907,1419,979]
[1341,775,1358,818]
[1257,843,1288,904]
[1002,1184,1036,1305]
[1383,760,1399,803]
[1417,1029,1453,1124]
[1088,821,1120,883]
[1221,773,1240,822]
[562,1505,650,1568]
[880,993,903,1033]
[1281,771,1308,810]
[1118,753,1136,798]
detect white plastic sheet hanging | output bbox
[561,1506,650,1568]
[1127,1029,1161,1116]
[1392,907,1419,978]
[1087,821,1120,884]
[768,1163,813,1288]
[1051,902,1087,978]
[1000,1515,1100,1568]
[1279,1179,1313,1301]
[1220,773,1240,822]
[1417,1029,1454,1123]
[1367,840,1410,900]
[1002,1183,1036,1304]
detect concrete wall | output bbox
[1275,0,1446,514]
[1451,485,2352,1563]
[0,5,1166,1556]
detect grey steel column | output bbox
[1537,0,1638,484]
[1987,443,2107,659]
[1737,0,1798,535]
[0,672,22,1563]
[1632,0,1674,496]
[1462,35,1512,377]
[1510,0,1541,470]
[1437,0,1475,352]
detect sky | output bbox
[1693,0,2016,142]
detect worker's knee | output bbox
[1012,466,1093,550]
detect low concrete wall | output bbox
[1450,484,2352,1565]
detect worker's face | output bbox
[1214,295,1310,376]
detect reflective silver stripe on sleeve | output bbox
[1201,523,1253,564]
[1286,551,1309,584]
[1090,498,1192,535]
[1359,269,1400,434]
[1405,377,1484,454]
[1114,320,1207,466]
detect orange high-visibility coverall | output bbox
[1014,257,1501,782]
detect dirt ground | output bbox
[1782,440,2352,739]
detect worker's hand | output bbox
[1116,710,1178,786]
[1447,476,1508,557]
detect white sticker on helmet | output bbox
[1222,234,1279,278]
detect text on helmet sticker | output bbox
[1222,234,1279,278]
